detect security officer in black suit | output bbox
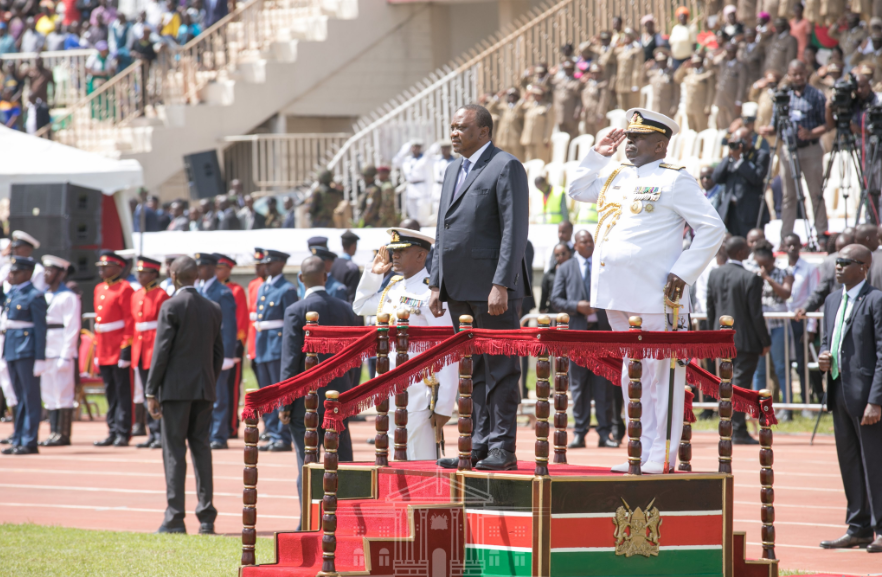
[429,104,530,471]
[1,257,47,455]
[279,256,357,508]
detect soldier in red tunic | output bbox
[246,248,267,438]
[215,253,248,438]
[131,256,170,449]
[92,250,136,447]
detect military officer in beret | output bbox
[39,256,81,447]
[254,249,298,451]
[193,253,239,450]
[132,256,171,449]
[93,250,136,447]
[1,256,47,455]
[353,228,457,460]
[568,108,726,474]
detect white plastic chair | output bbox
[551,132,571,164]
[563,160,581,188]
[641,84,653,109]
[544,162,566,188]
[606,109,627,129]
[567,134,595,162]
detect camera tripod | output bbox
[757,114,821,252]
[819,122,876,226]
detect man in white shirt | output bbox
[783,233,818,411]
[400,141,433,226]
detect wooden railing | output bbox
[221,132,350,192]
[1,49,95,107]
[325,0,703,212]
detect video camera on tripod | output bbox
[830,74,858,130]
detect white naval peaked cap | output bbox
[624,108,679,139]
[385,228,435,250]
[42,255,71,270]
[11,230,40,249]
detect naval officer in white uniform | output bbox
[567,109,726,474]
[353,228,457,460]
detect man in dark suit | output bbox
[818,244,882,553]
[796,227,855,316]
[146,256,224,535]
[706,236,770,444]
[711,127,770,237]
[551,230,619,449]
[279,256,356,507]
[429,103,530,471]
[330,230,361,303]
[520,239,535,399]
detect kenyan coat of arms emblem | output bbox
[613,497,662,558]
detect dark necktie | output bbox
[583,258,591,301]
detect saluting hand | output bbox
[371,246,393,276]
[594,128,627,157]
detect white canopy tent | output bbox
[0,126,143,198]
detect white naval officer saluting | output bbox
[353,228,457,460]
[567,108,726,474]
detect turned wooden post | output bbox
[758,388,776,560]
[320,390,341,577]
[457,315,475,471]
[241,416,259,566]
[627,316,643,476]
[304,312,320,465]
[393,309,410,461]
[553,313,570,464]
[374,313,390,466]
[534,315,552,476]
[678,386,693,472]
[718,316,735,474]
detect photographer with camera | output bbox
[712,127,771,236]
[758,59,829,242]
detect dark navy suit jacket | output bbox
[200,277,237,359]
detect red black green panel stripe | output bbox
[465,545,533,577]
[466,510,533,549]
[551,512,723,549]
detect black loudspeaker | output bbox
[184,150,225,199]
[8,183,103,282]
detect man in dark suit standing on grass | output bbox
[551,230,619,449]
[429,103,530,471]
[146,256,224,535]
[818,244,882,553]
[706,236,770,445]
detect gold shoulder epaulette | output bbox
[660,163,685,171]
[620,162,634,166]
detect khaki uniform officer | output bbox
[567,109,726,473]
[352,228,457,461]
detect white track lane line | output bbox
[0,502,299,520]
[0,483,299,500]
[0,468,296,483]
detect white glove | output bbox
[56,358,71,370]
[33,360,47,377]
[118,359,131,369]
[221,358,236,371]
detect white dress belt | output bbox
[249,312,257,321]
[135,321,158,332]
[254,320,284,331]
[4,320,35,329]
[94,320,126,333]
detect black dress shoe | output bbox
[598,435,621,448]
[113,436,129,447]
[820,534,874,549]
[567,433,586,449]
[94,435,116,447]
[131,423,147,437]
[10,445,38,455]
[366,437,375,445]
[259,441,292,452]
[868,536,882,552]
[210,441,228,450]
[0,436,12,445]
[1,446,18,455]
[198,523,215,535]
[150,440,162,449]
[259,433,270,442]
[136,438,154,448]
[732,435,759,445]
[156,525,187,534]
[475,448,518,471]
[437,449,488,469]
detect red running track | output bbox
[0,419,876,575]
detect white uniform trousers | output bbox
[133,369,145,404]
[40,360,76,410]
[607,310,687,469]
[406,408,438,461]
[0,334,16,406]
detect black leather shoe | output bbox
[150,440,162,449]
[437,448,488,469]
[156,525,186,534]
[136,438,154,448]
[475,448,518,471]
[366,437,375,445]
[0,436,12,445]
[131,423,147,437]
[113,436,129,447]
[94,435,116,447]
[198,523,215,535]
[820,534,874,549]
[567,433,586,449]
[1,446,18,455]
[598,435,621,448]
[210,441,228,450]
[868,536,882,552]
[259,433,270,442]
[732,435,759,445]
[259,441,292,452]
[10,445,38,455]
